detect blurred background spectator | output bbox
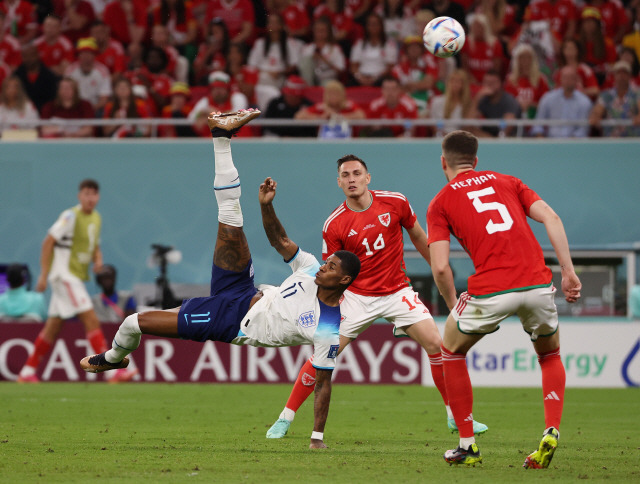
[188,70,248,136]
[0,263,46,322]
[14,43,58,112]
[0,74,39,134]
[392,35,437,116]
[0,10,22,70]
[364,75,417,137]
[40,76,95,137]
[463,13,506,87]
[349,12,398,86]
[159,81,195,137]
[264,74,316,137]
[55,0,96,45]
[204,0,255,45]
[65,37,111,113]
[532,65,592,138]
[472,69,521,137]
[429,68,473,135]
[91,20,126,79]
[192,17,229,86]
[0,0,38,44]
[578,7,617,86]
[295,79,365,137]
[589,60,640,137]
[504,43,550,120]
[298,15,346,87]
[91,264,136,323]
[247,13,302,90]
[554,38,600,101]
[102,76,150,137]
[33,14,74,76]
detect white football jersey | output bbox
[233,249,341,370]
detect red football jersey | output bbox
[427,170,552,296]
[322,190,417,296]
[34,35,75,69]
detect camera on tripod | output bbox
[147,244,182,309]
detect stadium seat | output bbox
[346,86,382,109]
[303,86,324,104]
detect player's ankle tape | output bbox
[210,127,237,138]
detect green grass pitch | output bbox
[0,383,638,483]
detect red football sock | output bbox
[87,328,108,354]
[24,333,53,370]
[428,352,449,405]
[442,345,474,438]
[284,357,317,412]
[538,347,565,430]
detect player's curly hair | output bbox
[79,179,100,192]
[334,250,361,287]
[442,130,478,167]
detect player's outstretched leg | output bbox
[208,109,260,272]
[80,313,143,372]
[523,427,559,469]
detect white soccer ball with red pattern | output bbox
[422,16,465,58]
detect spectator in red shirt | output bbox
[54,0,95,44]
[0,9,21,68]
[392,35,438,115]
[159,81,196,137]
[188,70,249,136]
[150,24,188,83]
[270,0,311,41]
[149,0,198,51]
[473,0,519,43]
[295,79,365,136]
[91,20,126,78]
[127,46,174,116]
[554,37,600,100]
[504,43,550,119]
[0,0,37,44]
[578,7,617,86]
[365,75,418,137]
[40,76,95,137]
[102,0,148,46]
[582,0,630,45]
[204,0,255,45]
[462,13,506,86]
[313,0,358,53]
[103,76,151,137]
[34,15,75,76]
[522,0,579,44]
[0,58,9,86]
[193,17,229,85]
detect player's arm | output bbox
[528,200,582,303]
[310,368,332,449]
[36,234,56,292]
[92,245,103,274]
[429,240,457,310]
[407,223,431,266]
[259,177,299,261]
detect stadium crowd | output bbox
[0,0,639,138]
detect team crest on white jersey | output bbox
[298,310,316,328]
[378,213,391,227]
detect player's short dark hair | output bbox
[337,154,368,172]
[334,250,360,287]
[7,264,26,289]
[442,130,478,168]
[79,179,99,192]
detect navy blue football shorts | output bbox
[178,259,257,343]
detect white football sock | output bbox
[279,407,296,422]
[445,405,454,419]
[105,313,141,363]
[213,137,243,227]
[460,436,475,450]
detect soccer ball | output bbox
[422,16,466,58]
